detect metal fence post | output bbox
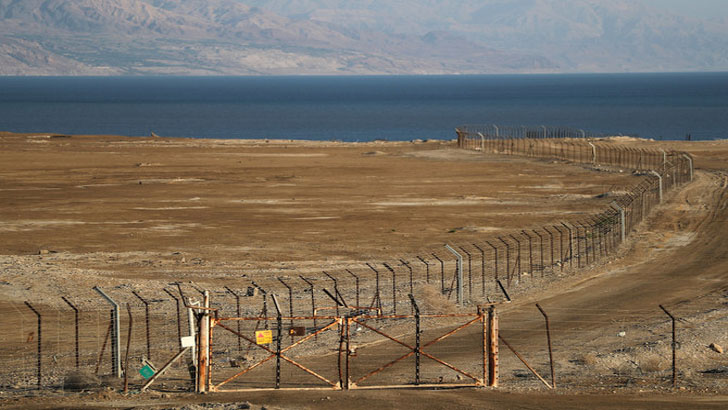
[488,305,498,387]
[93,286,121,378]
[323,271,341,316]
[345,269,360,307]
[272,294,282,389]
[224,286,243,350]
[498,237,511,285]
[382,263,398,315]
[522,231,533,276]
[162,288,183,350]
[400,259,414,299]
[649,170,663,202]
[416,256,430,284]
[432,253,445,294]
[458,246,473,300]
[509,234,522,283]
[682,154,693,181]
[611,201,626,243]
[536,303,555,388]
[131,290,152,361]
[409,294,421,386]
[61,296,80,369]
[560,222,573,269]
[24,301,42,388]
[300,276,318,331]
[123,303,133,394]
[444,244,464,305]
[197,290,210,393]
[365,263,382,314]
[660,305,678,388]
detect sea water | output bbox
[0,73,726,141]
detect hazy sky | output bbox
[641,0,728,19]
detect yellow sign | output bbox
[255,330,272,345]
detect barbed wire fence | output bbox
[1,125,715,394]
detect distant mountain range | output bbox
[1,0,726,75]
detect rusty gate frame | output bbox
[345,312,487,389]
[209,315,343,392]
[203,306,500,392]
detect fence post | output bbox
[432,253,445,294]
[93,286,121,378]
[416,256,430,284]
[487,305,498,387]
[323,271,341,316]
[223,286,242,349]
[560,222,573,269]
[509,234,522,283]
[578,221,590,266]
[498,237,511,286]
[276,279,294,341]
[380,263,396,315]
[650,170,663,202]
[544,227,555,272]
[345,269,360,307]
[272,294,282,389]
[300,276,318,330]
[409,294,421,386]
[24,301,42,388]
[344,316,351,389]
[131,290,152,361]
[458,246,473,300]
[536,303,555,388]
[123,303,133,394]
[588,142,596,164]
[611,201,626,243]
[444,244,464,305]
[400,259,414,299]
[365,263,382,315]
[61,296,80,369]
[197,290,210,393]
[682,154,693,181]
[659,305,678,388]
[176,282,199,367]
[532,230,544,277]
[522,231,533,276]
[162,288,183,350]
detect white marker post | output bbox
[649,170,663,202]
[93,286,122,378]
[444,244,464,305]
[588,142,597,164]
[682,154,693,181]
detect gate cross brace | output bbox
[212,319,341,391]
[350,315,484,386]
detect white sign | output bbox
[181,335,195,348]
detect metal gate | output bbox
[202,303,499,391]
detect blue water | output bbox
[1,73,727,141]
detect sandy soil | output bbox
[1,132,727,409]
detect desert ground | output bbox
[0,132,727,409]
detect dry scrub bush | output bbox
[580,352,599,367]
[638,352,669,373]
